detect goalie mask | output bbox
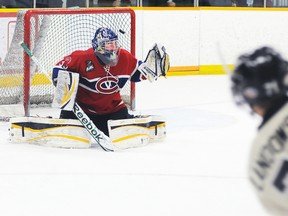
[92,27,120,66]
[231,46,288,108]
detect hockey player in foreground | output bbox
[231,46,288,216]
[10,27,169,151]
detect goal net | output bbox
[0,8,135,120]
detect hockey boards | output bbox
[9,116,91,148]
[108,115,166,150]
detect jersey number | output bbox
[274,160,288,192]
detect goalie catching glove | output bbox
[138,43,170,82]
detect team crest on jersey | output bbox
[79,75,130,95]
[86,60,95,72]
[96,76,120,94]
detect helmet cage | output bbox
[92,28,119,66]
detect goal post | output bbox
[0,8,136,119]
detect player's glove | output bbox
[138,43,170,82]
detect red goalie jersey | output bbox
[53,47,145,115]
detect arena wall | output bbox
[1,7,288,75]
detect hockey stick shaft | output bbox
[216,42,232,75]
[21,42,113,152]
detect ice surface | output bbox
[0,75,269,216]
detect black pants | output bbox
[60,107,133,136]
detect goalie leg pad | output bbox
[108,115,166,151]
[9,117,91,149]
[147,115,166,142]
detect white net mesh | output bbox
[0,8,135,120]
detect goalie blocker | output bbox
[9,115,166,150]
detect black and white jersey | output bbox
[249,102,288,216]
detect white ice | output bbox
[0,75,270,216]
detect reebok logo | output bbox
[73,104,102,143]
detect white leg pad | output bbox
[108,115,166,150]
[9,117,91,149]
[148,115,166,142]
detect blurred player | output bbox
[52,27,170,136]
[231,46,288,216]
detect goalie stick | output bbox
[20,43,114,152]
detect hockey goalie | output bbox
[9,27,169,151]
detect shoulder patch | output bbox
[86,60,95,72]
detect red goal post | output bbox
[0,8,136,119]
